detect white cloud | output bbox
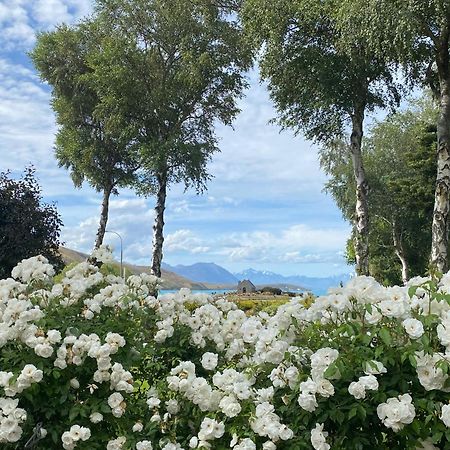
[210,72,327,202]
[171,199,192,215]
[0,0,92,50]
[163,224,350,265]
[165,229,210,254]
[61,194,156,252]
[32,0,71,25]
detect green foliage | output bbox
[0,168,63,279]
[241,0,400,144]
[334,0,450,91]
[31,25,138,195]
[323,97,438,284]
[234,297,289,315]
[90,0,252,194]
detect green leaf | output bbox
[379,327,392,346]
[432,431,443,443]
[69,407,79,422]
[323,363,338,379]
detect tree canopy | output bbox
[241,0,400,275]
[89,0,252,276]
[31,24,139,250]
[0,168,63,279]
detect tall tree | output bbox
[88,0,252,277]
[323,100,437,285]
[336,0,450,272]
[242,0,399,275]
[0,167,63,279]
[31,24,138,251]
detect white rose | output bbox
[365,308,382,325]
[136,441,153,450]
[90,412,103,423]
[219,395,242,418]
[316,378,335,398]
[201,352,218,371]
[359,375,379,391]
[441,404,450,427]
[348,381,366,399]
[70,378,80,389]
[310,423,330,450]
[47,329,62,343]
[189,436,199,448]
[146,396,161,408]
[298,393,318,412]
[364,360,387,375]
[403,318,424,339]
[108,392,124,409]
[262,442,276,450]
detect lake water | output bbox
[159,289,235,296]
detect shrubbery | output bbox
[0,168,63,279]
[1,250,450,449]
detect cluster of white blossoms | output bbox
[11,255,55,283]
[3,253,450,448]
[251,402,293,442]
[377,394,416,431]
[298,348,338,412]
[0,398,27,443]
[91,244,115,264]
[61,424,91,449]
[415,351,448,391]
[310,423,330,450]
[1,364,43,397]
[189,417,225,448]
[348,374,379,400]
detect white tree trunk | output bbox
[350,105,369,276]
[392,222,409,284]
[431,73,450,273]
[94,185,113,250]
[151,171,168,278]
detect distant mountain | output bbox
[162,262,238,285]
[59,247,210,290]
[59,247,352,294]
[234,268,353,295]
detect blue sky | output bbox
[0,0,352,277]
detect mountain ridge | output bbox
[162,261,238,285]
[58,247,221,290]
[161,261,352,295]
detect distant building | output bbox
[237,279,256,294]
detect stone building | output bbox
[237,279,256,294]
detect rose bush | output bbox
[1,249,450,449]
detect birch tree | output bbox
[336,0,450,272]
[242,0,399,275]
[91,0,251,277]
[323,101,437,285]
[31,25,138,251]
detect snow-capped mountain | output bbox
[161,262,353,294]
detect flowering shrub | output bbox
[1,251,450,448]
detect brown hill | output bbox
[58,246,211,290]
